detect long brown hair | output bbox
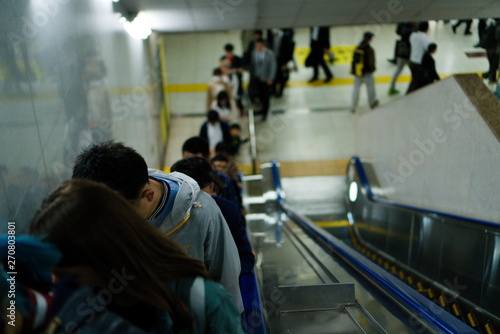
[30,179,209,329]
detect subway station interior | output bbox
[1,0,500,333]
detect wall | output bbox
[356,75,500,222]
[0,0,164,233]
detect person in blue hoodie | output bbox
[72,141,243,313]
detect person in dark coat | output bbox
[308,26,333,83]
[421,43,440,88]
[267,28,295,97]
[199,110,231,154]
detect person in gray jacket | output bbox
[249,38,277,121]
[72,141,243,313]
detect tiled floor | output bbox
[163,21,495,175]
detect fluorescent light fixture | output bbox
[122,13,151,40]
[349,181,358,202]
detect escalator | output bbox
[242,159,499,334]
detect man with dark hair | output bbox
[171,157,255,275]
[308,26,333,83]
[407,21,431,94]
[249,38,276,121]
[72,141,243,312]
[182,136,210,159]
[199,110,231,153]
[221,43,245,115]
[421,43,440,88]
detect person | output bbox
[171,157,255,275]
[71,141,243,312]
[206,67,232,113]
[199,110,231,153]
[388,22,415,95]
[243,30,264,68]
[421,43,440,88]
[452,19,473,35]
[181,137,240,207]
[308,26,333,83]
[479,18,500,84]
[211,90,232,121]
[228,123,249,157]
[248,38,276,121]
[350,31,379,113]
[267,28,296,97]
[30,179,244,333]
[407,21,432,94]
[220,43,245,116]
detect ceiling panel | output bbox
[123,0,500,32]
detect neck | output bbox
[147,178,164,218]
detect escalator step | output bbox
[485,323,496,334]
[398,270,405,279]
[438,295,448,307]
[452,303,462,317]
[467,312,478,327]
[407,276,414,285]
[427,288,436,299]
[391,265,398,274]
[417,282,425,291]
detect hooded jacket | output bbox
[147,170,243,312]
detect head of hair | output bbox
[30,179,209,330]
[211,154,229,163]
[72,141,148,201]
[363,31,374,41]
[215,142,229,155]
[216,91,231,108]
[428,43,437,52]
[207,110,220,122]
[418,21,429,32]
[171,157,214,189]
[255,37,265,45]
[253,29,263,37]
[230,123,241,131]
[181,137,209,159]
[212,67,222,76]
[224,43,234,52]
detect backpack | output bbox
[351,48,365,77]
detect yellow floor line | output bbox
[315,220,350,228]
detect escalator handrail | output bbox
[352,156,499,228]
[270,160,480,334]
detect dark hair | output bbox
[211,154,229,163]
[255,37,265,44]
[171,157,214,189]
[253,29,263,36]
[363,31,374,41]
[181,137,209,159]
[72,141,148,201]
[207,110,220,122]
[215,142,229,155]
[230,123,241,131]
[224,43,234,52]
[216,90,231,109]
[212,68,222,76]
[428,43,437,52]
[418,21,429,32]
[30,179,209,330]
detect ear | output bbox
[140,185,155,203]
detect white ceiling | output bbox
[119,0,500,32]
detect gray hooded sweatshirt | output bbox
[147,170,243,312]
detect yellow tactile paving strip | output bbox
[238,158,350,177]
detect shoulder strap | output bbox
[189,277,206,334]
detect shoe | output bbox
[388,88,400,95]
[253,110,263,115]
[370,100,379,109]
[464,31,472,35]
[452,25,457,34]
[387,58,397,64]
[308,77,318,83]
[324,76,333,83]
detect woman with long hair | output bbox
[30,179,243,333]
